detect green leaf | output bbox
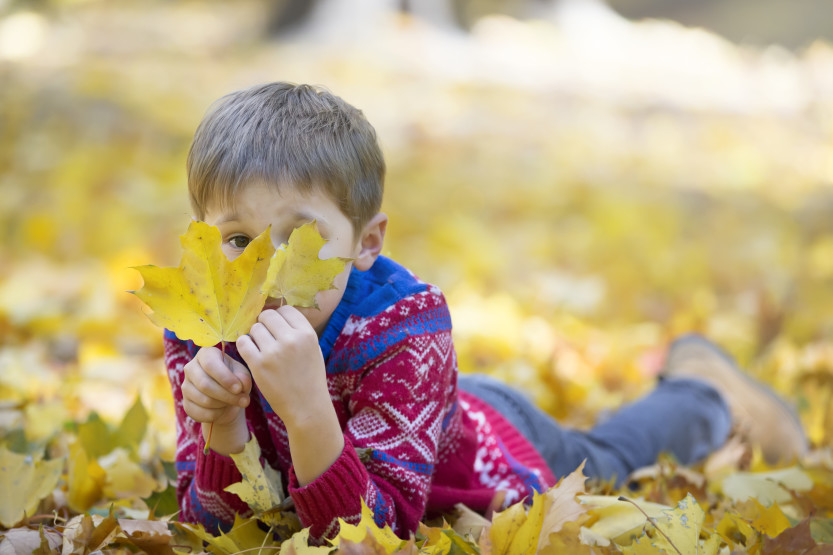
[78,412,114,459]
[143,483,180,518]
[115,396,148,450]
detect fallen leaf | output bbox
[721,466,813,505]
[178,515,275,555]
[61,513,121,555]
[715,511,759,551]
[114,396,149,450]
[506,489,547,554]
[416,523,452,554]
[762,519,819,555]
[119,519,174,555]
[451,503,490,540]
[0,526,62,555]
[537,459,588,552]
[738,498,792,538]
[76,412,114,459]
[66,441,107,513]
[99,447,160,499]
[810,519,833,545]
[334,499,404,553]
[650,493,707,555]
[142,483,179,518]
[132,220,274,346]
[225,435,284,514]
[537,519,598,555]
[0,446,63,528]
[579,495,670,542]
[279,528,332,554]
[488,499,526,554]
[262,221,352,308]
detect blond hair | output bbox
[187,82,385,233]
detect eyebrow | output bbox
[211,213,240,225]
[293,210,328,230]
[210,210,329,231]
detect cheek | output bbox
[319,232,358,260]
[221,245,241,262]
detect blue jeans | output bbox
[458,374,731,485]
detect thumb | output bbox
[228,357,253,395]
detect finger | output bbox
[182,399,225,424]
[236,333,259,362]
[249,321,277,351]
[198,347,246,395]
[186,363,247,407]
[258,308,294,336]
[275,305,311,330]
[229,358,253,395]
[182,380,226,410]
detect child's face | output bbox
[203,181,361,335]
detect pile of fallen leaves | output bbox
[2,418,833,554]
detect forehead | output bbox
[205,180,345,223]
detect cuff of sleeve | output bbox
[288,437,368,527]
[195,434,243,491]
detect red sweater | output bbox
[164,256,556,540]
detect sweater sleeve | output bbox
[163,334,253,532]
[287,290,456,540]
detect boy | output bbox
[165,82,807,541]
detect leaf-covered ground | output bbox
[1,1,833,553]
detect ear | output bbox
[353,213,387,271]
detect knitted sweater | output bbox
[164,256,556,540]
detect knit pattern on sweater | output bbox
[164,256,554,540]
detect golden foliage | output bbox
[263,221,353,309]
[132,221,275,347]
[2,1,833,553]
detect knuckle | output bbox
[195,375,213,393]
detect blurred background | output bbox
[1,0,833,465]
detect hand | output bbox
[237,306,344,485]
[182,346,252,427]
[236,306,330,429]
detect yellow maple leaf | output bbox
[262,221,352,308]
[225,436,284,513]
[579,495,670,543]
[178,514,275,555]
[489,460,589,555]
[537,520,596,555]
[0,446,63,528]
[99,447,159,499]
[715,511,758,551]
[537,459,588,552]
[719,466,813,506]
[740,498,792,539]
[67,441,107,513]
[279,528,332,554]
[132,220,274,346]
[506,489,548,554]
[651,493,705,555]
[488,498,527,554]
[619,493,719,555]
[333,499,405,553]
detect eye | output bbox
[229,235,251,249]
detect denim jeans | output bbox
[457,374,731,485]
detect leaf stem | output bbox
[618,496,683,555]
[255,525,275,555]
